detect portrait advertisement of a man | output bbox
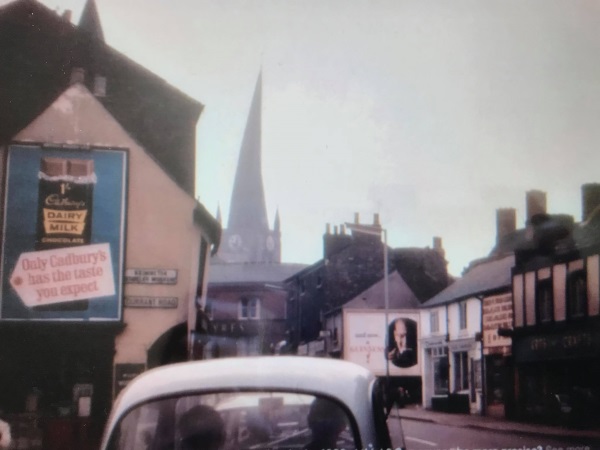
[385,318,418,368]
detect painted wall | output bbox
[9,84,206,377]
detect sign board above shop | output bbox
[125,269,177,285]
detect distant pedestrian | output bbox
[0,417,11,449]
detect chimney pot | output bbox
[62,9,72,22]
[354,212,359,224]
[373,213,380,226]
[325,223,331,235]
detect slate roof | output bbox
[209,263,307,285]
[391,247,450,302]
[343,270,421,310]
[0,0,201,195]
[422,254,514,307]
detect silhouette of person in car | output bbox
[386,318,417,368]
[178,404,226,450]
[305,398,347,450]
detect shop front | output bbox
[513,324,600,427]
[0,322,122,449]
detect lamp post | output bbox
[344,222,390,379]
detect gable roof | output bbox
[343,270,421,310]
[392,247,450,302]
[208,263,308,285]
[422,254,514,307]
[0,0,201,195]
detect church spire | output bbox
[227,73,269,233]
[79,0,105,42]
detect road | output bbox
[388,417,598,450]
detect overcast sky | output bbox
[8,0,600,275]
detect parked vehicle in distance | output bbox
[100,356,401,450]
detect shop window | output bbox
[458,302,467,330]
[536,280,553,323]
[239,297,260,320]
[453,352,469,391]
[430,311,440,333]
[568,271,587,319]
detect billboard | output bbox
[1,145,127,320]
[343,309,421,376]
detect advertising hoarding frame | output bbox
[0,144,128,321]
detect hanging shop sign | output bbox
[1,145,127,320]
[125,269,178,285]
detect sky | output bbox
[7,0,600,276]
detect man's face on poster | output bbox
[393,320,407,350]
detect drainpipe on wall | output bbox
[476,294,486,417]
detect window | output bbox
[239,297,260,320]
[430,311,440,333]
[453,351,469,391]
[458,302,467,330]
[536,280,553,323]
[433,355,449,395]
[568,271,587,319]
[110,391,359,450]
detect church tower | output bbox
[216,73,281,263]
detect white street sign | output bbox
[9,243,115,308]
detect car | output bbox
[99,356,403,450]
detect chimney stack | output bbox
[433,236,445,258]
[526,190,547,224]
[354,212,360,224]
[582,183,600,222]
[62,9,72,22]
[373,213,380,226]
[496,208,517,244]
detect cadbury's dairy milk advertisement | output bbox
[1,145,127,320]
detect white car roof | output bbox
[103,356,378,447]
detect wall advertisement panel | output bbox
[343,309,421,376]
[1,145,127,320]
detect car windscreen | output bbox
[107,391,360,450]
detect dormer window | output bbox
[239,297,260,320]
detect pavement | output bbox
[394,404,600,443]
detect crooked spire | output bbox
[227,73,269,234]
[79,0,104,42]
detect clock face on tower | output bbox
[266,235,275,251]
[228,234,242,250]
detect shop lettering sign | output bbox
[114,363,145,397]
[124,296,178,309]
[9,243,115,308]
[515,329,600,362]
[125,269,177,285]
[482,294,513,349]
